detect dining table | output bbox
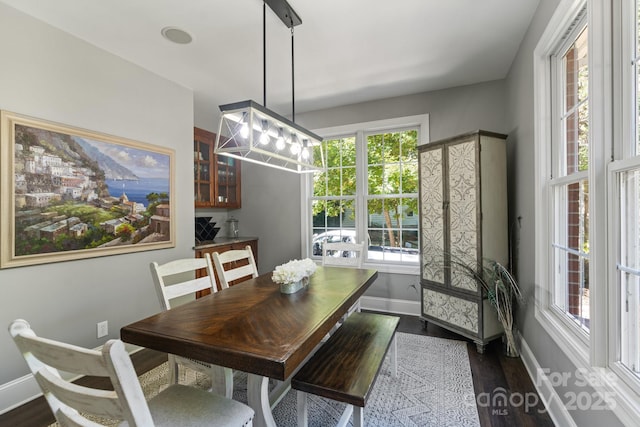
[120,265,378,427]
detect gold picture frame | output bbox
[0,110,175,268]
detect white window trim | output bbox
[300,114,429,276]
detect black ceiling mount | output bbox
[263,0,302,27]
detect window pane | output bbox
[381,164,401,194]
[562,26,589,175]
[403,162,418,193]
[342,137,356,167]
[326,168,341,196]
[367,198,419,263]
[313,171,326,197]
[400,130,418,162]
[563,104,589,174]
[312,198,356,256]
[342,166,356,196]
[325,138,341,168]
[368,165,383,195]
[564,27,589,111]
[367,134,384,165]
[312,200,327,228]
[552,179,590,331]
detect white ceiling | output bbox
[0,0,539,123]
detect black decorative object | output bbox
[195,217,220,242]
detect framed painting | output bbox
[0,110,175,268]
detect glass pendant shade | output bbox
[215,100,324,173]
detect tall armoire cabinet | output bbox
[418,130,508,352]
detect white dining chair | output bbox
[8,319,254,427]
[323,240,366,315]
[150,253,234,398]
[322,240,366,269]
[212,245,258,289]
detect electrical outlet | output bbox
[97,321,108,338]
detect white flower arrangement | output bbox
[272,258,317,285]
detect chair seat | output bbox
[120,384,253,427]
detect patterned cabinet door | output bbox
[447,140,479,292]
[420,147,445,285]
[422,289,479,335]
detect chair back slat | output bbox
[212,246,258,289]
[161,276,217,301]
[35,368,124,420]
[13,332,109,377]
[322,241,365,268]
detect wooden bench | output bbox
[292,312,400,427]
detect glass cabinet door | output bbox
[215,156,239,207]
[194,127,241,208]
[194,138,212,205]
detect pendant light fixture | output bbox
[215,0,324,173]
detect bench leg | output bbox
[390,333,398,378]
[296,390,308,427]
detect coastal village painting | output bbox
[0,111,174,268]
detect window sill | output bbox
[362,262,420,276]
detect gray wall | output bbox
[0,3,194,386]
[505,0,623,425]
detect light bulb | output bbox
[290,134,301,155]
[276,128,285,150]
[301,139,310,160]
[240,122,249,139]
[259,131,269,145]
[259,119,270,145]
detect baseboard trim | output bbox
[0,374,42,415]
[518,333,576,427]
[360,296,421,316]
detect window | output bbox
[534,0,591,367]
[305,115,428,274]
[550,23,590,333]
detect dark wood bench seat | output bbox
[292,312,400,427]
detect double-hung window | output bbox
[536,3,590,354]
[551,19,591,334]
[304,115,428,274]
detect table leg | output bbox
[247,374,277,427]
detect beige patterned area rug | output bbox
[51,333,480,426]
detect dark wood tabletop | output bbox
[121,266,378,380]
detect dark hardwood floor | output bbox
[0,313,554,427]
